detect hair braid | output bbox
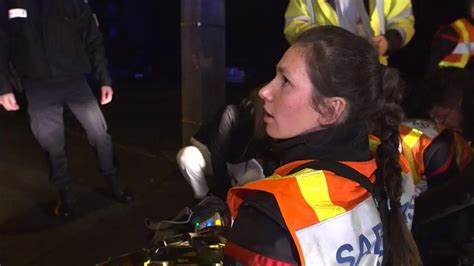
[374,67,422,266]
[296,26,422,265]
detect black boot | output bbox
[106,176,134,204]
[55,185,75,218]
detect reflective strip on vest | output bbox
[296,169,346,222]
[439,18,474,68]
[376,0,385,34]
[296,197,382,265]
[402,119,440,139]
[306,0,315,24]
[401,127,424,184]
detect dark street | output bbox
[0,83,195,265]
[0,0,473,265]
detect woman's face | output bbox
[259,46,324,139]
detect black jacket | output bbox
[193,97,271,199]
[0,0,111,94]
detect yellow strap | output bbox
[402,128,423,184]
[295,169,345,222]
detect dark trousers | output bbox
[24,77,117,187]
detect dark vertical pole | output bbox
[181,0,226,145]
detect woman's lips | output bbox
[264,109,273,122]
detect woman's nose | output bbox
[259,81,274,101]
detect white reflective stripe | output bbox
[296,197,383,265]
[452,42,474,54]
[376,0,385,34]
[8,8,27,19]
[402,119,439,139]
[306,0,315,24]
[285,15,311,24]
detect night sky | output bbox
[88,0,468,88]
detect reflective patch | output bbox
[296,197,383,265]
[403,119,439,139]
[8,8,27,19]
[93,14,99,27]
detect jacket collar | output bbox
[271,122,371,165]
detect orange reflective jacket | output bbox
[439,18,474,68]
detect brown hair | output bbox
[295,26,422,265]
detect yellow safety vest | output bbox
[284,0,415,65]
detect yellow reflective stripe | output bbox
[402,128,423,184]
[317,0,339,25]
[439,60,465,68]
[267,173,283,179]
[454,20,470,67]
[368,138,380,153]
[440,19,471,68]
[295,169,345,222]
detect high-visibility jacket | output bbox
[226,158,415,265]
[399,119,472,189]
[439,18,474,68]
[284,0,414,64]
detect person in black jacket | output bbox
[0,0,132,217]
[177,90,271,201]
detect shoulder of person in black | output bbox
[424,130,460,188]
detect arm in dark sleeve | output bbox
[428,25,459,73]
[209,105,238,199]
[384,29,403,56]
[0,2,13,94]
[210,101,259,198]
[224,192,299,265]
[78,0,112,86]
[424,130,459,189]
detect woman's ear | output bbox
[317,97,347,126]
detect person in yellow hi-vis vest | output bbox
[429,0,474,71]
[284,0,415,65]
[223,26,421,266]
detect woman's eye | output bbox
[282,77,290,86]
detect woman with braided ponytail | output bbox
[224,26,421,265]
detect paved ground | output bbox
[0,81,199,265]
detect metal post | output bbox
[181,0,226,145]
